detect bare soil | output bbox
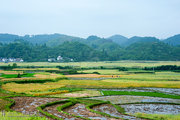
[10,97,64,116]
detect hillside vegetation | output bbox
[0,33,180,61]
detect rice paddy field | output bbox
[0,60,180,67]
[0,61,180,120]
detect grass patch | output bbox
[101,91,180,99]
[0,73,35,78]
[48,87,82,92]
[0,111,47,120]
[0,74,19,78]
[135,113,180,120]
[20,73,35,77]
[0,98,11,111]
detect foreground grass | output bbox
[0,111,47,120]
[0,99,11,111]
[101,91,180,99]
[135,113,180,120]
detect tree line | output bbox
[0,40,180,62]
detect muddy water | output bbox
[87,96,180,104]
[63,103,119,120]
[44,103,81,120]
[93,104,142,120]
[142,88,180,95]
[87,88,180,95]
[87,88,152,92]
[121,104,180,115]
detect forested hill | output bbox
[0,33,180,61]
[0,33,180,47]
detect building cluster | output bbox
[48,56,73,62]
[0,57,24,63]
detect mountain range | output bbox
[0,33,180,61]
[0,33,180,47]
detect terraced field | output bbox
[0,63,180,120]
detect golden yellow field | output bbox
[2,83,65,94]
[0,70,23,74]
[66,74,121,78]
[34,73,64,79]
[13,68,59,71]
[2,79,180,95]
[0,73,64,82]
[33,90,69,96]
[79,69,127,75]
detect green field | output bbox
[0,61,180,68]
[79,69,128,75]
[0,73,34,78]
[101,91,180,99]
[114,72,180,81]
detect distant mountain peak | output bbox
[108,34,128,45]
[87,35,101,40]
[164,34,180,46]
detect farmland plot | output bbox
[0,61,180,120]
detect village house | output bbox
[0,57,24,63]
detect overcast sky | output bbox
[0,0,180,39]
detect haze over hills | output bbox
[163,34,180,46]
[0,33,180,62]
[108,35,128,46]
[0,33,180,47]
